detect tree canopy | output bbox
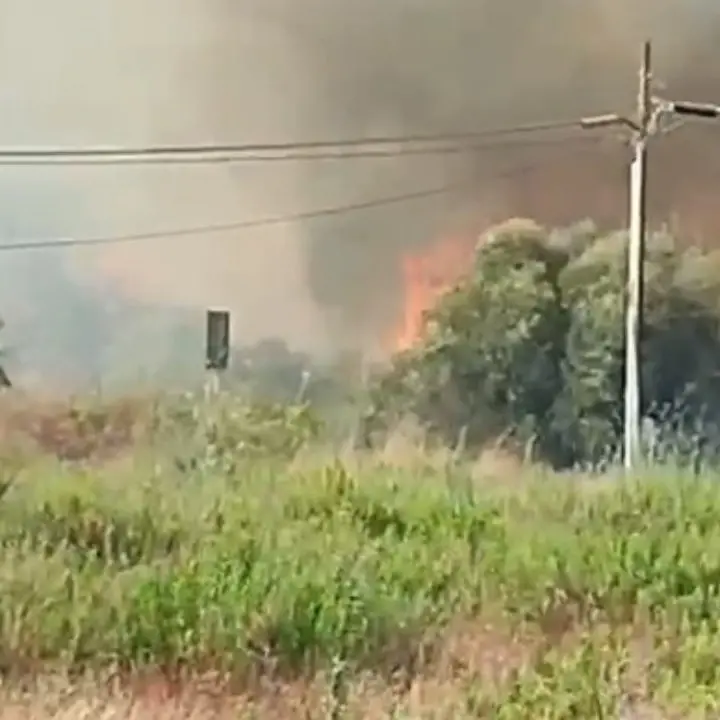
[363,219,720,469]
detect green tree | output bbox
[364,219,720,469]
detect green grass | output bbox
[1,439,720,713]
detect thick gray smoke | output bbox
[0,0,719,388]
[235,0,720,350]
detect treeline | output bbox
[362,219,720,469]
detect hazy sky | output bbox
[0,0,718,387]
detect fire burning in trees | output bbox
[390,235,475,352]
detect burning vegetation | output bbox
[390,236,475,352]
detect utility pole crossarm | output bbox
[580,114,639,132]
[664,100,720,119]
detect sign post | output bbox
[205,308,230,398]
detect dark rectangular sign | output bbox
[205,309,230,370]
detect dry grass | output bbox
[0,622,673,719]
[0,392,150,462]
[0,393,715,717]
[0,624,504,718]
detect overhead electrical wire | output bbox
[0,179,483,252]
[0,132,610,166]
[0,118,598,164]
[0,145,612,253]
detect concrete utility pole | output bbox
[581,40,720,471]
[625,41,651,471]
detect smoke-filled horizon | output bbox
[0,0,719,388]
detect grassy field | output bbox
[0,396,719,717]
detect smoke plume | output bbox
[0,0,719,385]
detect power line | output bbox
[0,118,590,162]
[0,137,616,253]
[0,180,482,252]
[0,159,566,252]
[0,132,605,166]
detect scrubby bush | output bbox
[364,219,720,469]
[165,393,324,474]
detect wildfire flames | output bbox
[390,235,475,352]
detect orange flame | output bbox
[390,235,475,352]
